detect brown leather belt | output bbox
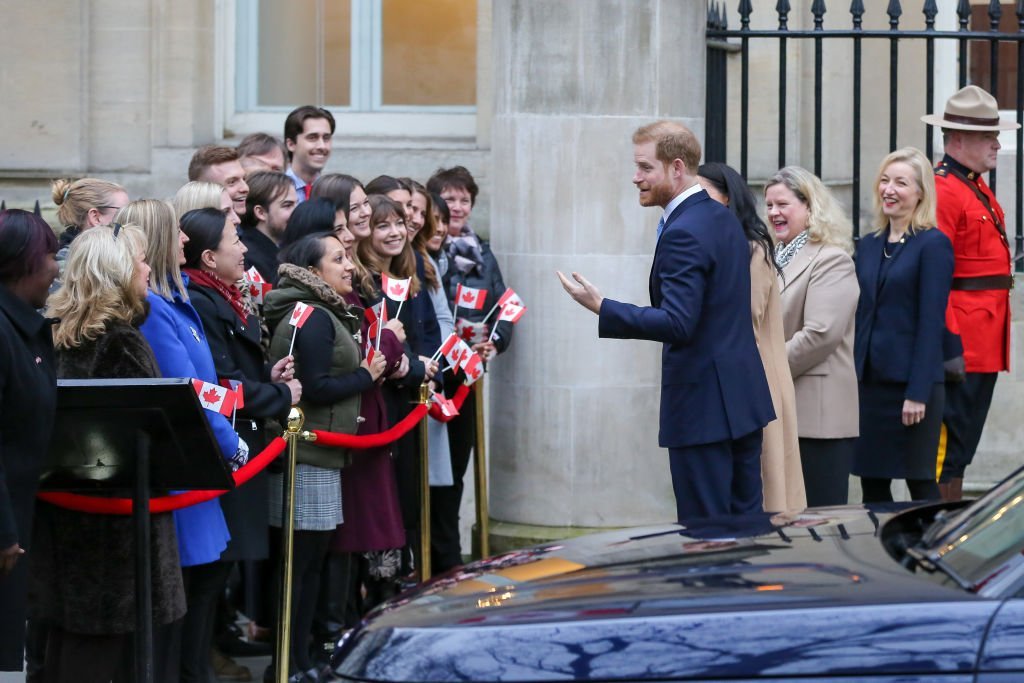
[951,275,1014,291]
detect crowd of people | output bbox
[0,84,1016,681]
[560,85,1013,522]
[0,104,514,682]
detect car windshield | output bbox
[924,466,1024,591]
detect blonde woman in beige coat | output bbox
[698,163,806,512]
[766,167,859,507]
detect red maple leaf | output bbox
[462,291,475,303]
[202,387,223,405]
[390,283,405,296]
[460,327,474,341]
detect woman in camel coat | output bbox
[766,167,860,507]
[698,163,805,512]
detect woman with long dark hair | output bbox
[698,162,805,511]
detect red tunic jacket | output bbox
[934,158,1011,373]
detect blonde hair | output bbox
[48,224,148,349]
[116,199,188,301]
[51,178,126,229]
[632,121,702,173]
[172,181,224,221]
[871,147,937,235]
[765,166,854,255]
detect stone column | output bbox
[486,0,707,542]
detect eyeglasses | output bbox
[111,222,122,239]
[97,205,125,214]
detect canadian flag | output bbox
[192,379,236,416]
[497,288,523,309]
[433,392,459,417]
[462,353,484,385]
[382,273,411,302]
[455,339,474,369]
[455,318,488,344]
[289,302,314,328]
[220,379,245,410]
[245,266,272,304]
[455,284,486,310]
[365,301,388,349]
[442,337,471,370]
[497,302,526,324]
[435,333,459,360]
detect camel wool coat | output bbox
[750,246,806,511]
[778,241,860,439]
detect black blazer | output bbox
[854,227,954,402]
[187,281,291,561]
[599,190,775,448]
[0,284,56,669]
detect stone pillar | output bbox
[487,1,707,540]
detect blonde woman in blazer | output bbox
[766,167,859,507]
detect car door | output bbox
[977,598,1024,682]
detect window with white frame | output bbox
[235,0,477,114]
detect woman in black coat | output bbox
[0,209,59,672]
[180,208,299,565]
[853,147,954,503]
[33,224,186,682]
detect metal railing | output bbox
[706,0,1024,257]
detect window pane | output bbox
[969,4,1017,110]
[380,0,476,107]
[256,0,351,107]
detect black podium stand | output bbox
[39,378,235,683]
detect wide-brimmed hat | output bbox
[921,85,1020,131]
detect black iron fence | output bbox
[706,0,1024,261]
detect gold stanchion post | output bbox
[418,382,432,582]
[276,407,304,683]
[472,376,490,559]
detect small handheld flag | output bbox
[220,379,245,428]
[489,302,526,341]
[192,379,236,417]
[288,302,315,356]
[455,284,487,311]
[482,288,524,323]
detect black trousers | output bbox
[861,477,940,503]
[177,561,231,683]
[939,372,997,482]
[668,429,763,521]
[431,384,477,573]
[267,528,332,674]
[799,437,855,507]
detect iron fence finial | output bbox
[923,0,938,28]
[33,200,41,216]
[739,0,753,29]
[989,0,1003,30]
[776,0,791,30]
[887,0,903,29]
[957,0,971,30]
[0,201,5,211]
[812,0,827,30]
[850,0,864,28]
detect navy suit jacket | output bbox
[599,190,775,448]
[854,227,954,402]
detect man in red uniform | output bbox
[922,85,1020,500]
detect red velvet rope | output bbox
[36,436,288,515]
[37,382,475,515]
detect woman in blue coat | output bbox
[852,148,954,503]
[118,199,248,683]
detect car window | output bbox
[933,487,1024,590]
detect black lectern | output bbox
[39,378,234,683]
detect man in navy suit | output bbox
[558,121,775,521]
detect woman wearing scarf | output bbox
[765,167,859,507]
[425,166,514,573]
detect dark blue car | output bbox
[326,467,1024,681]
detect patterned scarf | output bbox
[182,267,249,323]
[775,230,810,269]
[445,225,485,276]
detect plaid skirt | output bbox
[268,464,343,531]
